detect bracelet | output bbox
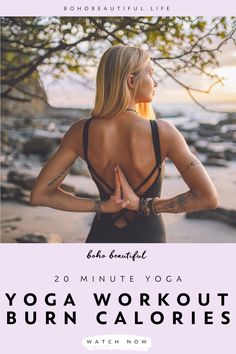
[138,197,160,216]
[138,197,152,216]
[151,197,161,215]
[93,198,102,221]
[151,198,156,215]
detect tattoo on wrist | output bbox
[47,165,71,186]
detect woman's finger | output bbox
[117,166,128,183]
[110,195,123,204]
[116,166,131,189]
[122,200,130,208]
[114,168,121,197]
[110,195,130,209]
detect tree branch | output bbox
[154,59,229,113]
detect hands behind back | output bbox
[101,165,140,213]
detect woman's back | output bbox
[82,112,166,239]
[82,112,164,197]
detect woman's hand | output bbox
[115,165,140,211]
[101,167,131,213]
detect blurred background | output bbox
[1,16,236,243]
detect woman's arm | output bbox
[153,120,219,213]
[116,120,219,214]
[30,120,129,213]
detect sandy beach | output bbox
[1,161,236,243]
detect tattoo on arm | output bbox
[154,160,202,213]
[155,191,194,213]
[180,160,201,174]
[47,164,71,186]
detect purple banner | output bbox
[0,0,236,16]
[0,244,235,353]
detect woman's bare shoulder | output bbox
[60,118,88,157]
[156,119,182,159]
[157,119,182,143]
[69,118,87,133]
[157,118,177,134]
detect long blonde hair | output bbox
[91,46,156,120]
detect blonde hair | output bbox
[91,46,156,120]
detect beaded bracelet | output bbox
[138,197,160,216]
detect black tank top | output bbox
[83,118,166,243]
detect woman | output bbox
[30,45,218,243]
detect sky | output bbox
[41,26,236,111]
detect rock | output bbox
[2,225,18,233]
[60,183,76,194]
[198,119,221,138]
[7,170,36,190]
[47,122,56,132]
[186,208,236,227]
[1,217,22,223]
[1,182,23,200]
[203,158,228,167]
[189,145,198,155]
[194,141,228,155]
[194,140,209,153]
[22,162,34,169]
[23,137,55,157]
[75,190,99,199]
[1,129,9,144]
[220,124,236,141]
[178,121,199,132]
[162,116,190,127]
[15,233,62,243]
[207,136,224,143]
[206,151,226,160]
[157,109,183,118]
[199,120,219,129]
[218,113,236,126]
[33,129,63,142]
[1,142,13,154]
[228,112,236,120]
[17,189,31,204]
[181,131,199,145]
[221,124,236,134]
[70,158,91,177]
[2,73,48,118]
[17,233,60,243]
[59,125,71,133]
[1,181,31,204]
[199,128,221,137]
[196,141,236,162]
[7,169,77,197]
[225,147,236,161]
[1,143,15,167]
[0,156,12,168]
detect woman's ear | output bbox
[127,74,135,89]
